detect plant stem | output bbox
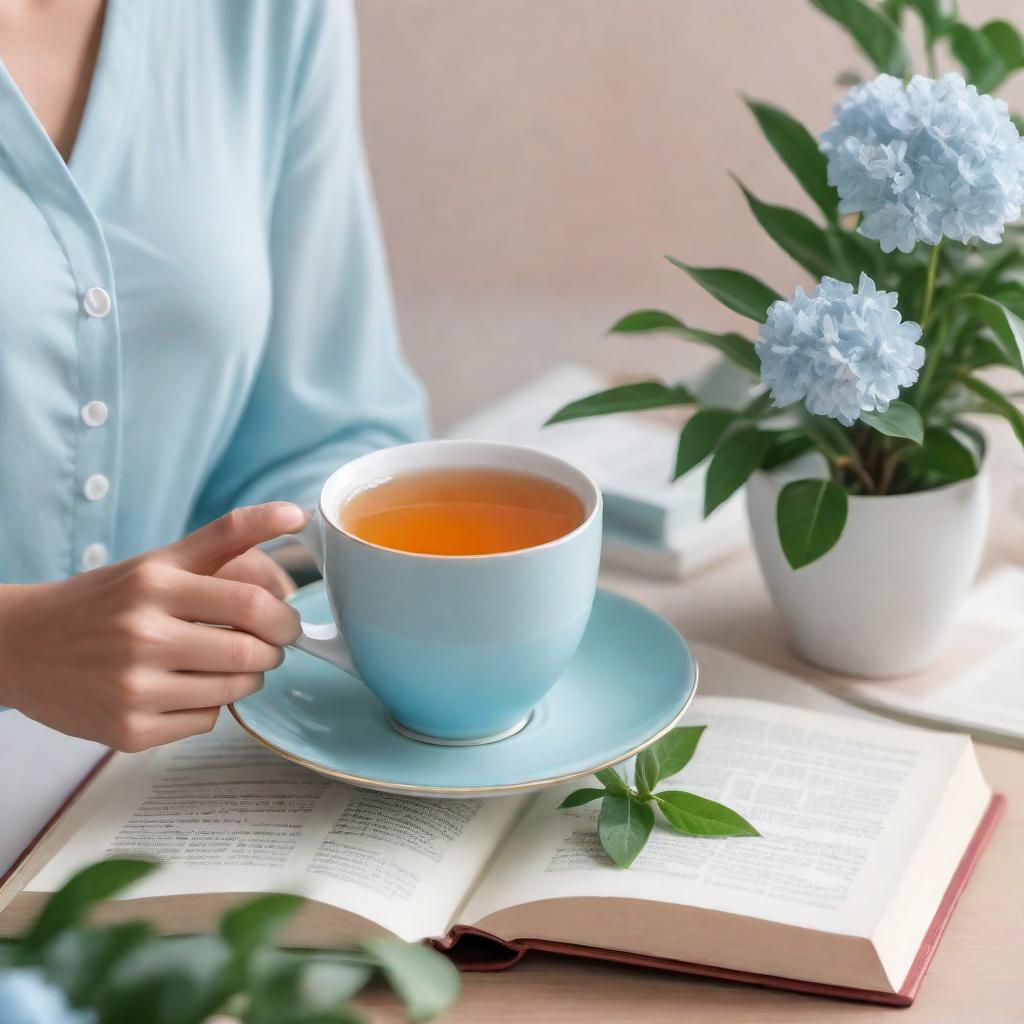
[915,313,950,410]
[877,448,905,495]
[920,242,942,330]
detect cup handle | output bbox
[288,509,358,676]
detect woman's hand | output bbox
[216,546,297,600]
[0,502,307,751]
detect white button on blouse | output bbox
[80,401,108,427]
[83,474,110,501]
[80,543,109,571]
[81,286,112,319]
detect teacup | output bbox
[290,440,602,745]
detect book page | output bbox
[25,717,527,942]
[458,695,974,939]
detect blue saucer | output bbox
[231,583,698,797]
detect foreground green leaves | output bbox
[858,400,924,444]
[9,857,459,1023]
[811,0,911,76]
[560,727,760,869]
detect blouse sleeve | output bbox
[190,0,428,526]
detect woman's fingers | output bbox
[113,707,222,752]
[216,549,296,599]
[144,671,264,713]
[167,574,301,647]
[165,618,287,673]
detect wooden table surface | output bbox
[359,432,1024,1024]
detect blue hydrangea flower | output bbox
[820,73,1024,253]
[0,968,96,1024]
[757,273,924,426]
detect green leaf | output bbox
[810,0,911,76]
[665,257,782,323]
[950,22,1006,91]
[98,934,234,1024]
[637,726,707,786]
[363,938,460,1022]
[598,795,655,868]
[674,409,737,479]
[41,923,155,1008]
[981,19,1024,71]
[558,788,607,808]
[762,430,816,470]
[921,427,979,480]
[545,381,694,425]
[776,479,849,570]
[609,309,761,375]
[221,893,304,961]
[734,179,835,279]
[703,428,773,516]
[634,750,658,797]
[963,294,1024,374]
[20,859,158,956]
[960,376,1024,445]
[908,0,958,45]
[245,951,374,1024]
[655,791,761,837]
[858,400,925,444]
[744,99,836,222]
[595,767,630,796]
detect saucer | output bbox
[230,583,698,798]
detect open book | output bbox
[0,647,1000,1006]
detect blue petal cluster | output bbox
[820,73,1024,253]
[0,969,95,1024]
[757,273,924,426]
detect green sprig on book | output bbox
[560,726,760,868]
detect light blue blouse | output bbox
[0,0,428,584]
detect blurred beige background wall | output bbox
[355,1,1024,428]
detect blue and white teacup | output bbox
[290,440,602,745]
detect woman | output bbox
[0,0,428,750]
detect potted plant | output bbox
[549,1,1024,676]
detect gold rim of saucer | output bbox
[227,660,698,798]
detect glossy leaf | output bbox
[960,376,1024,445]
[637,726,707,788]
[762,430,816,470]
[810,0,911,76]
[20,859,158,956]
[244,951,373,1024]
[558,788,607,808]
[666,257,781,323]
[598,795,655,868]
[41,923,155,1008]
[734,179,834,278]
[609,309,761,375]
[950,22,1006,91]
[909,0,958,45]
[363,938,460,1023]
[545,381,695,425]
[859,400,925,444]
[221,894,304,961]
[595,767,630,796]
[922,427,979,481]
[655,791,761,837]
[963,294,1024,374]
[98,934,234,1024]
[674,409,737,479]
[704,428,773,516]
[981,19,1024,70]
[744,98,836,222]
[776,479,849,569]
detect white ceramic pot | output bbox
[746,463,990,678]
